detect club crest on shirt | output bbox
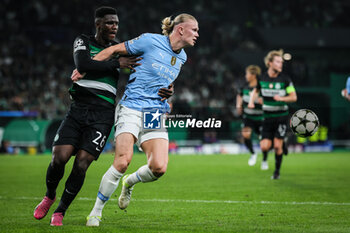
[171,56,176,66]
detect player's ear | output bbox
[95,18,101,30]
[179,26,184,36]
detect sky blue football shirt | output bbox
[120,33,187,112]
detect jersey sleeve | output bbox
[256,76,262,91]
[286,77,296,94]
[124,33,152,55]
[73,35,119,73]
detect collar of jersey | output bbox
[167,36,182,55]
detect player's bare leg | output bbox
[118,138,168,210]
[260,139,271,170]
[242,127,257,166]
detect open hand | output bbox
[158,83,174,101]
[71,69,85,82]
[273,95,283,101]
[248,102,255,109]
[119,56,142,72]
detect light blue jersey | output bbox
[120,33,187,112]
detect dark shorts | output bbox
[261,116,288,140]
[242,118,262,135]
[53,102,115,159]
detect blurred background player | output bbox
[341,76,350,101]
[33,6,146,226]
[85,13,199,227]
[248,49,297,179]
[236,65,263,167]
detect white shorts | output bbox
[114,104,168,146]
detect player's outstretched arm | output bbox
[273,91,297,103]
[93,43,128,61]
[73,37,120,74]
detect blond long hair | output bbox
[264,49,284,68]
[161,13,197,36]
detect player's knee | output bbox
[114,157,130,173]
[260,144,270,152]
[75,160,90,174]
[52,151,68,167]
[242,132,250,139]
[152,171,165,178]
[274,146,283,154]
[149,163,167,177]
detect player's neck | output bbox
[169,34,183,53]
[249,79,257,87]
[267,68,279,78]
[95,34,110,47]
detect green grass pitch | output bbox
[0,152,349,233]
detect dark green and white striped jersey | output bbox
[239,84,263,121]
[69,34,120,108]
[257,72,296,118]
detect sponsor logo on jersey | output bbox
[159,52,164,59]
[54,134,59,142]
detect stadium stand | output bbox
[1,0,350,149]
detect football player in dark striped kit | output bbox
[248,49,297,179]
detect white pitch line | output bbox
[0,196,350,206]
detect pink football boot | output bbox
[50,212,64,226]
[33,196,56,220]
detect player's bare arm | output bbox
[236,94,243,115]
[248,88,259,108]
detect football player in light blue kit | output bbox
[86,13,199,226]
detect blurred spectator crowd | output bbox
[1,0,349,121]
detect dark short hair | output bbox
[95,6,117,18]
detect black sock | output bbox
[244,138,254,154]
[46,163,65,200]
[275,153,283,173]
[263,151,268,161]
[54,168,86,214]
[282,140,288,155]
